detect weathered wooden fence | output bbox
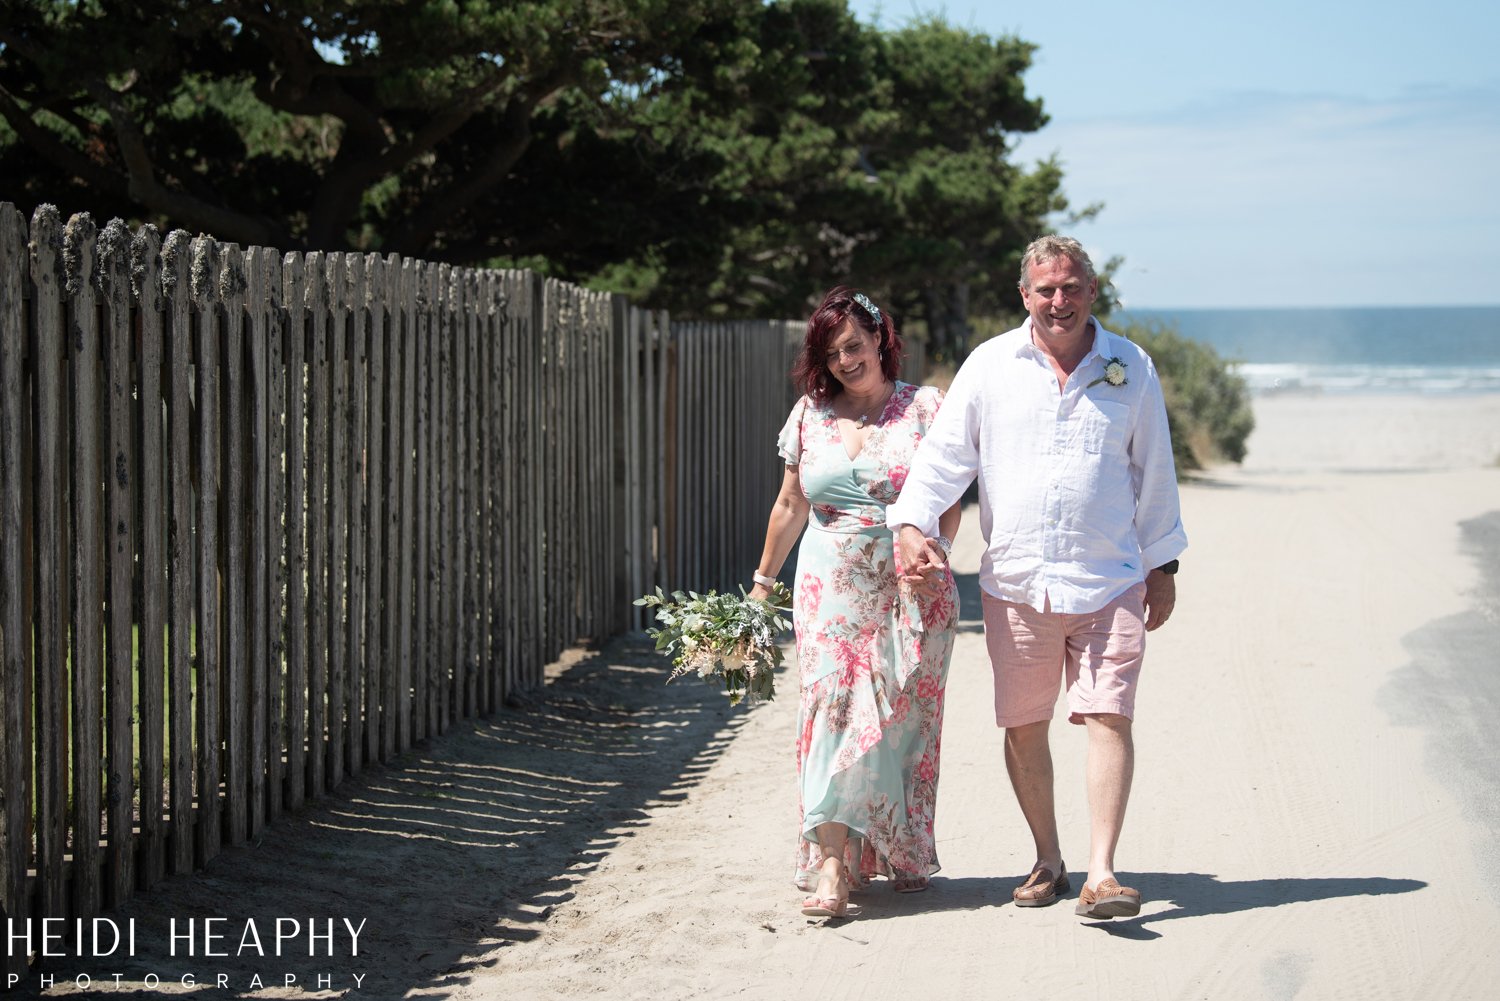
[0,200,940,977]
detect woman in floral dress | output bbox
[748,287,960,919]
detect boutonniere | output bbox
[1088,357,1128,388]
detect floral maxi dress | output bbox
[778,382,959,887]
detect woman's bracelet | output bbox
[935,535,953,556]
[752,571,778,588]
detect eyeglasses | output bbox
[825,340,873,363]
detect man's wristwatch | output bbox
[1154,559,1179,575]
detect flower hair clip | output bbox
[853,292,881,327]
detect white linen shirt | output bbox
[886,318,1187,614]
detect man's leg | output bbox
[1082,712,1133,889]
[1004,719,1061,870]
[1063,584,1146,915]
[983,591,1069,904]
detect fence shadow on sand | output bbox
[20,634,751,1000]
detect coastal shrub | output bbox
[1118,319,1255,472]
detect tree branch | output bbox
[379,60,582,254]
[83,78,286,247]
[236,7,391,150]
[301,64,528,249]
[382,99,538,254]
[0,84,129,198]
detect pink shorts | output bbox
[981,583,1147,727]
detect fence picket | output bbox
[415,261,435,739]
[190,235,223,867]
[282,252,309,811]
[221,243,250,848]
[305,252,331,798]
[358,252,381,768]
[163,230,195,874]
[266,250,287,823]
[395,259,417,751]
[341,253,366,779]
[531,271,549,681]
[458,270,475,718]
[29,207,68,920]
[499,272,521,694]
[411,262,429,747]
[0,205,30,973]
[435,264,454,734]
[247,246,278,837]
[322,256,345,792]
[99,219,137,904]
[66,213,106,919]
[478,271,499,712]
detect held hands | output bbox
[896,525,949,599]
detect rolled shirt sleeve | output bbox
[1132,355,1188,572]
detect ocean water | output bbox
[1113,306,1500,394]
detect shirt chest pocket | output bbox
[1079,399,1131,454]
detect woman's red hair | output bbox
[791,286,903,402]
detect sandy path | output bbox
[444,393,1500,1001]
[22,393,1500,1000]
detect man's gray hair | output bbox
[1019,235,1097,289]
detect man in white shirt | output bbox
[887,235,1186,919]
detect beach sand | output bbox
[22,393,1500,1000]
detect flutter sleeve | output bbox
[776,395,809,465]
[915,384,946,436]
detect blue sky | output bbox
[848,0,1500,308]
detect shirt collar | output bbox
[1018,316,1115,362]
[1089,320,1121,363]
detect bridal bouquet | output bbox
[633,581,792,706]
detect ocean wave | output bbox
[1234,363,1500,395]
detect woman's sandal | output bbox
[801,859,852,918]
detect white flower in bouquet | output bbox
[632,582,793,705]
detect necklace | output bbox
[850,382,895,429]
